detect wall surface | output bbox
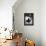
[0,0,16,30]
[13,0,41,46]
[41,0,46,46]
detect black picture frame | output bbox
[24,13,34,26]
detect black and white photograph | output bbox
[24,13,34,25]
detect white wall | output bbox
[13,0,41,46]
[0,0,16,30]
[41,0,46,46]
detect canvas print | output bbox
[24,13,34,25]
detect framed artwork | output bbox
[24,13,34,25]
